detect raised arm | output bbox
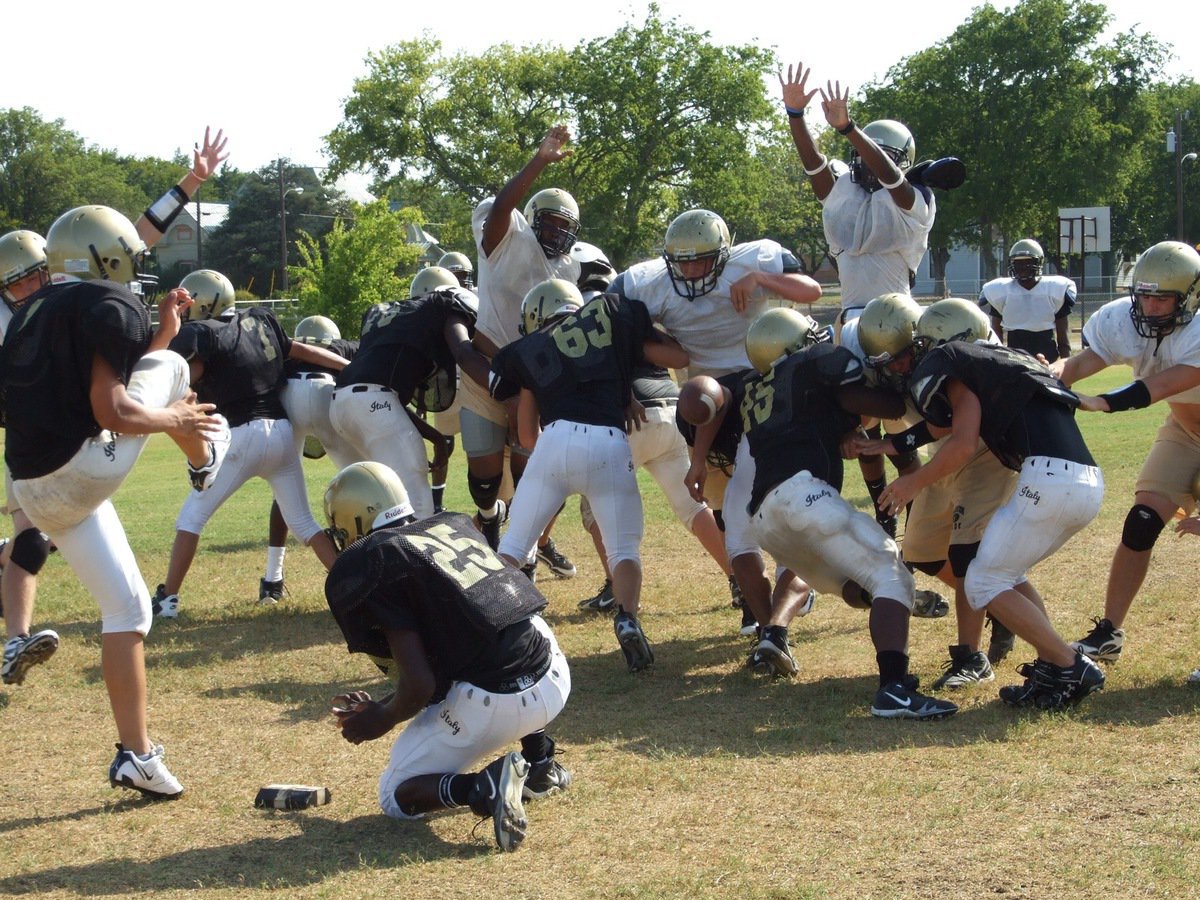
[480,126,572,257]
[820,82,916,210]
[136,127,229,248]
[779,62,834,201]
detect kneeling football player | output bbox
[323,462,571,852]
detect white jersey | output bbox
[622,239,786,377]
[1083,299,1200,403]
[471,199,580,350]
[979,275,1075,332]
[822,175,934,311]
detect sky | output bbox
[5,0,1193,186]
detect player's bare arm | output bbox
[643,331,689,370]
[1076,364,1200,413]
[1051,346,1106,385]
[335,629,435,745]
[89,353,220,439]
[445,317,492,390]
[516,388,541,451]
[481,125,573,256]
[289,341,349,371]
[136,126,229,247]
[149,288,194,352]
[780,61,834,200]
[731,271,822,312]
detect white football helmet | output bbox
[1008,238,1045,283]
[850,120,916,192]
[294,315,341,345]
[437,251,474,289]
[523,188,580,257]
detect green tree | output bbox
[860,0,1166,279]
[324,6,779,268]
[291,200,423,335]
[203,160,349,296]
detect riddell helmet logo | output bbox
[1135,281,1160,293]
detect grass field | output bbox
[2,366,1199,898]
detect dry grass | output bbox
[2,366,1200,899]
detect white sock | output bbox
[265,546,286,583]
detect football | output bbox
[678,375,724,426]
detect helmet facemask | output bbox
[1130,289,1192,339]
[849,144,911,193]
[664,246,729,300]
[531,210,579,257]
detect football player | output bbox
[855,298,1019,687]
[463,126,584,576]
[0,126,228,686]
[863,302,1106,710]
[323,461,571,852]
[1,205,228,797]
[438,250,475,290]
[490,279,689,672]
[153,269,348,618]
[1048,241,1200,675]
[979,239,1076,362]
[737,308,956,718]
[614,207,821,631]
[259,314,361,603]
[329,270,488,521]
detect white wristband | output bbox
[878,170,906,190]
[803,155,829,177]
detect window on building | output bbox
[174,225,193,241]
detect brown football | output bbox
[678,375,724,426]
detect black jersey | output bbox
[283,337,358,378]
[675,369,752,473]
[909,341,1087,470]
[489,293,653,429]
[169,308,291,426]
[325,512,550,696]
[337,289,476,411]
[743,344,866,511]
[1,279,152,479]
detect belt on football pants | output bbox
[292,372,334,381]
[640,398,677,409]
[479,654,553,694]
[332,383,391,398]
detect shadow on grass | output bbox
[0,813,482,894]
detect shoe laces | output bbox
[1084,616,1113,640]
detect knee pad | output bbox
[948,542,980,580]
[10,527,51,575]
[908,559,945,578]
[467,472,500,510]
[1121,504,1166,552]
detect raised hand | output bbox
[191,127,229,181]
[537,125,574,164]
[819,81,852,131]
[779,62,820,112]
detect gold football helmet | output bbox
[0,230,48,306]
[745,307,822,374]
[179,269,236,321]
[323,461,414,551]
[858,292,923,368]
[45,206,150,288]
[294,314,341,344]
[1008,238,1044,282]
[850,120,916,192]
[437,251,474,289]
[1128,241,1200,339]
[523,188,580,257]
[914,298,991,357]
[520,278,583,336]
[663,209,731,300]
[409,265,460,299]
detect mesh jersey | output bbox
[675,369,752,472]
[619,239,791,377]
[490,294,652,428]
[169,307,291,426]
[1,279,150,479]
[1083,298,1200,404]
[978,275,1076,331]
[909,341,1084,470]
[283,337,358,377]
[742,344,865,510]
[338,289,477,411]
[821,175,934,310]
[324,512,549,692]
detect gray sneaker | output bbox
[1,629,59,685]
[931,644,995,690]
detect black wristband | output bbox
[785,106,806,119]
[836,119,856,136]
[144,184,191,233]
[1099,380,1152,413]
[892,421,934,452]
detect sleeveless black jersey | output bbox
[1,279,151,479]
[489,293,653,429]
[169,308,291,426]
[743,344,865,511]
[283,337,358,378]
[909,341,1083,471]
[337,289,476,411]
[675,369,752,473]
[325,512,549,694]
